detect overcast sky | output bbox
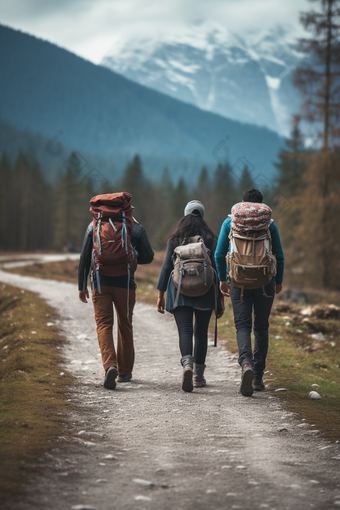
[0,0,310,64]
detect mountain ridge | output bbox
[0,23,283,182]
[103,22,302,136]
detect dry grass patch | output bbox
[5,258,79,284]
[212,298,340,441]
[266,302,340,441]
[0,283,72,502]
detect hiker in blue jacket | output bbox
[215,188,284,396]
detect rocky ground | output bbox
[0,257,340,510]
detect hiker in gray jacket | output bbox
[157,200,224,392]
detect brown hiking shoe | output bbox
[240,363,254,397]
[182,367,193,392]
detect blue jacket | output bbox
[214,217,284,285]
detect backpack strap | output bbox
[96,266,101,294]
[214,308,217,347]
[121,212,129,254]
[213,269,218,347]
[262,284,273,298]
[174,263,184,308]
[109,218,117,232]
[126,263,131,323]
[96,212,102,255]
[91,222,102,294]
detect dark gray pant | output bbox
[173,306,212,365]
[230,280,275,377]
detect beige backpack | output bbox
[172,236,215,304]
[227,229,277,301]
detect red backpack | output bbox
[89,192,138,295]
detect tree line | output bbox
[0,150,252,252]
[1,132,339,290]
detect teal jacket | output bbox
[215,217,284,285]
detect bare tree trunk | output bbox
[323,0,332,152]
[322,0,333,287]
[321,156,331,287]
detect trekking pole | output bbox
[214,314,217,347]
[214,279,218,347]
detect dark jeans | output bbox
[173,306,213,365]
[230,280,275,377]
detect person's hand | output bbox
[157,294,165,314]
[275,284,283,295]
[220,281,231,297]
[79,289,89,303]
[216,297,225,319]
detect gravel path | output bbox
[1,259,340,510]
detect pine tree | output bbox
[193,167,212,224]
[0,153,11,250]
[152,168,175,249]
[143,180,163,242]
[29,158,54,250]
[274,117,306,198]
[292,0,340,287]
[120,155,147,222]
[294,0,340,149]
[153,177,190,247]
[171,178,189,218]
[195,167,211,198]
[160,167,174,199]
[9,152,53,251]
[288,150,340,288]
[210,162,236,235]
[272,120,308,282]
[53,153,88,249]
[237,166,253,198]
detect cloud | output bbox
[0,0,310,63]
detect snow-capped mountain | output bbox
[102,22,303,136]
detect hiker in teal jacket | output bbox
[215,188,284,396]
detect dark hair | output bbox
[242,188,263,203]
[167,214,217,248]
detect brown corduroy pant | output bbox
[92,286,136,374]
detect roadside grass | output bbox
[5,259,79,284]
[4,254,340,441]
[135,251,163,305]
[213,300,340,442]
[0,283,72,502]
[266,304,340,441]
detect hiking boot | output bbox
[240,363,254,397]
[181,355,194,392]
[193,363,206,387]
[117,373,132,383]
[253,376,265,392]
[104,366,118,389]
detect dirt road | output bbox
[1,259,340,510]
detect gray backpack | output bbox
[172,236,215,304]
